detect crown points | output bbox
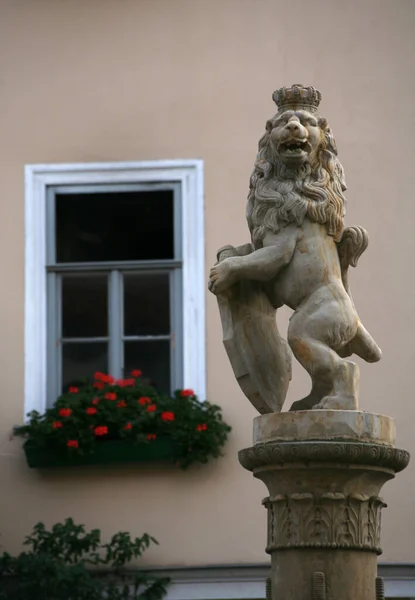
[272,84,322,113]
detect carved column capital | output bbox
[263,492,386,554]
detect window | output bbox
[25,161,204,416]
[46,183,183,404]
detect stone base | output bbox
[253,410,395,446]
[239,411,409,600]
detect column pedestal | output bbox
[238,411,409,600]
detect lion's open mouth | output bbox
[279,139,309,155]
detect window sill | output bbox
[23,438,177,469]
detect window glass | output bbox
[62,342,108,392]
[55,191,174,262]
[62,275,108,338]
[124,340,170,393]
[124,273,170,336]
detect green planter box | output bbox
[24,438,178,469]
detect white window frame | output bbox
[24,160,205,417]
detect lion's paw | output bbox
[314,394,357,411]
[208,258,240,295]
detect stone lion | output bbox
[208,84,381,413]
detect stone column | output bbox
[239,411,409,600]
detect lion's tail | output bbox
[336,226,382,363]
[337,226,369,275]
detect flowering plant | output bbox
[15,371,231,468]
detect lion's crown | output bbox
[272,84,322,114]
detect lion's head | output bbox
[247,85,347,249]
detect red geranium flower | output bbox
[131,369,142,377]
[147,404,157,412]
[86,407,97,415]
[94,372,115,384]
[161,411,175,422]
[146,433,157,440]
[68,387,79,393]
[180,389,195,397]
[59,408,72,417]
[116,400,127,408]
[138,396,151,406]
[104,392,117,401]
[115,378,135,387]
[124,422,133,430]
[52,421,63,429]
[92,397,100,405]
[196,423,208,431]
[94,426,108,436]
[67,440,79,448]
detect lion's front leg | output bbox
[209,230,297,295]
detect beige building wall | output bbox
[0,0,414,566]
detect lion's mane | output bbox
[247,118,347,249]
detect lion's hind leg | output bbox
[337,321,382,363]
[288,284,359,411]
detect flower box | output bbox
[24,438,177,469]
[15,370,231,469]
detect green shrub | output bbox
[0,518,170,600]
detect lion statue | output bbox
[208,84,381,413]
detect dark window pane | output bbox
[62,342,108,392]
[124,341,170,394]
[124,273,169,336]
[55,191,174,262]
[62,275,107,337]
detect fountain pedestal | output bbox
[239,411,409,600]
